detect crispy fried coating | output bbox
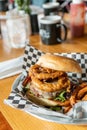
[69,85,80,106]
[28,64,87,113]
[70,94,77,106]
[82,94,87,101]
[77,87,87,99]
[79,82,87,89]
[29,64,67,80]
[32,77,71,92]
[63,105,72,113]
[64,82,87,113]
[54,100,70,107]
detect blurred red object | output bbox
[70,0,85,38]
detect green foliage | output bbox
[15,0,31,14]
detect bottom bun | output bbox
[26,90,70,107]
[26,90,60,107]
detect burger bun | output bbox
[26,90,61,107]
[37,53,82,73]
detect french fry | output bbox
[82,94,87,101]
[77,87,87,99]
[79,82,87,89]
[63,105,72,113]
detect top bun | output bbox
[37,53,82,73]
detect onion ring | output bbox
[29,64,67,80]
[32,76,71,92]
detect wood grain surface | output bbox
[0,111,12,130]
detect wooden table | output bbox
[0,21,87,130]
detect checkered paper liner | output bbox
[4,44,87,123]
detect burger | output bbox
[22,53,82,110]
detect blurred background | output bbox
[0,0,87,13]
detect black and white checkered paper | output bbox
[4,44,87,123]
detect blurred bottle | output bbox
[30,12,39,35]
[70,0,85,38]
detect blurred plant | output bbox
[15,0,31,14]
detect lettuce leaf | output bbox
[55,91,66,102]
